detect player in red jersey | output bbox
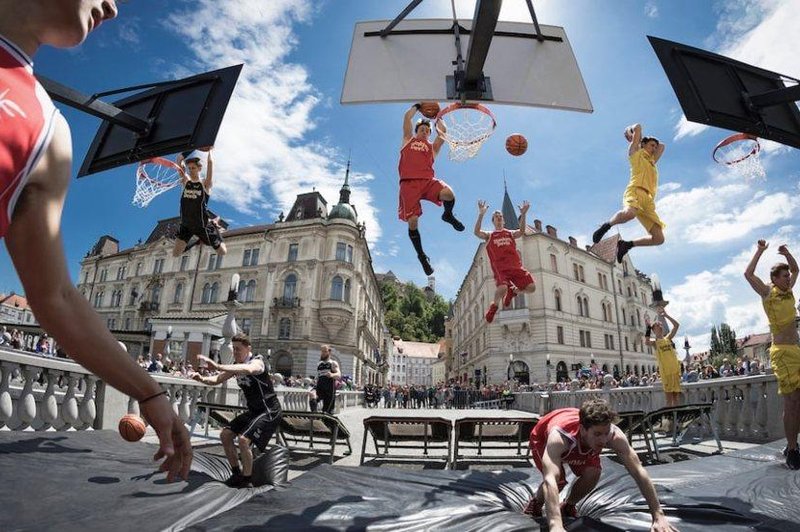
[474,200,536,322]
[0,1,191,481]
[399,103,464,276]
[524,399,676,532]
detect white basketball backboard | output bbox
[341,18,592,112]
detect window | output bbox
[243,249,251,266]
[116,266,125,280]
[129,285,139,305]
[344,279,351,303]
[557,326,564,344]
[554,289,562,311]
[173,283,184,304]
[153,258,164,274]
[579,265,585,282]
[576,295,584,316]
[99,268,107,282]
[604,334,610,350]
[180,255,189,272]
[582,297,589,318]
[151,284,161,304]
[244,280,256,302]
[336,242,347,261]
[609,335,614,350]
[84,271,90,283]
[278,318,291,339]
[331,276,344,300]
[209,282,219,302]
[622,308,626,324]
[617,279,622,294]
[573,263,579,281]
[579,330,586,347]
[108,318,116,329]
[627,285,632,297]
[625,337,629,351]
[550,254,558,272]
[288,243,298,262]
[125,317,132,330]
[242,248,260,267]
[240,318,252,335]
[94,291,104,307]
[207,254,222,270]
[135,262,142,276]
[283,274,297,301]
[201,283,211,304]
[636,309,641,326]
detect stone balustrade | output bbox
[513,374,783,443]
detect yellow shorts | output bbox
[623,187,665,232]
[660,370,682,393]
[770,344,800,395]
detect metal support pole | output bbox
[746,83,800,110]
[524,0,545,42]
[380,0,425,37]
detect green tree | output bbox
[379,280,450,342]
[709,325,721,357]
[718,323,738,355]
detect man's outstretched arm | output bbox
[744,240,770,297]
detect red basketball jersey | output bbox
[0,35,58,238]
[486,229,522,272]
[398,137,434,180]
[530,408,601,469]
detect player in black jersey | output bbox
[316,344,342,414]
[172,147,227,257]
[191,333,281,488]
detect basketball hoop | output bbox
[133,157,184,208]
[712,132,766,182]
[435,102,496,162]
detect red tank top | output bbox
[398,137,434,180]
[531,408,601,468]
[0,35,58,238]
[486,229,522,272]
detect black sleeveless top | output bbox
[236,355,281,415]
[317,360,335,390]
[180,180,210,227]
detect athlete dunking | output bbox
[744,240,800,470]
[524,399,676,532]
[474,200,536,323]
[643,308,682,407]
[191,333,282,488]
[0,0,190,480]
[592,123,666,263]
[399,103,464,275]
[172,147,227,257]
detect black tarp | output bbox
[0,431,275,532]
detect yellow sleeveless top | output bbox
[628,148,658,197]
[655,338,680,374]
[762,286,796,335]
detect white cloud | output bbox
[165,1,381,243]
[645,1,659,19]
[660,182,681,192]
[431,257,464,299]
[673,115,708,141]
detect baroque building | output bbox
[76,168,388,385]
[449,187,660,386]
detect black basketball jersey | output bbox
[317,359,335,390]
[236,354,281,414]
[180,180,210,227]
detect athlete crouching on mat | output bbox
[0,0,191,481]
[191,333,282,488]
[524,399,677,532]
[744,240,800,470]
[172,147,227,257]
[643,308,683,407]
[474,200,536,323]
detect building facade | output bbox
[76,172,388,386]
[449,191,660,386]
[388,338,440,386]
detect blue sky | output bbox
[1,0,799,351]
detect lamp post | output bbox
[507,353,515,388]
[219,273,241,364]
[164,325,172,360]
[546,353,552,385]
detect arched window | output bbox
[344,279,351,303]
[238,279,246,300]
[151,284,161,303]
[201,283,211,304]
[556,361,569,382]
[582,296,589,318]
[275,353,293,376]
[209,282,219,302]
[279,318,291,339]
[554,289,562,311]
[245,280,256,302]
[129,285,139,305]
[576,295,583,316]
[331,275,344,300]
[636,309,641,326]
[173,283,183,304]
[283,273,297,302]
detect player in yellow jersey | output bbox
[592,123,666,263]
[744,239,800,470]
[642,308,682,407]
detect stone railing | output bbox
[0,347,364,433]
[513,374,783,443]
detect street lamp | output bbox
[546,353,552,385]
[507,353,514,381]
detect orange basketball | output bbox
[118,414,147,442]
[419,101,440,119]
[505,134,528,156]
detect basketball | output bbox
[419,101,440,119]
[505,134,528,156]
[624,126,634,142]
[118,414,146,442]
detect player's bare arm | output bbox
[402,104,417,145]
[474,200,490,240]
[609,429,677,531]
[653,142,666,163]
[513,200,530,239]
[328,360,342,379]
[191,369,235,385]
[432,119,446,157]
[777,244,799,289]
[627,123,642,157]
[198,354,264,376]
[744,240,771,298]
[541,430,570,532]
[203,147,214,192]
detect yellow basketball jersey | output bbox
[628,148,658,197]
[655,338,680,374]
[763,286,797,335]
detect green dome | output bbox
[329,202,357,222]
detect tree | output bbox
[718,323,738,355]
[378,279,449,342]
[709,325,722,357]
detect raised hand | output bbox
[757,239,768,251]
[519,200,530,215]
[778,244,790,257]
[478,200,489,214]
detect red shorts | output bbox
[530,435,601,490]
[398,178,446,221]
[494,268,534,290]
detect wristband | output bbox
[138,390,168,405]
[414,103,421,110]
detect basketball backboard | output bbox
[76,64,243,177]
[341,18,592,112]
[649,36,800,149]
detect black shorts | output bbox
[228,410,281,451]
[176,220,223,249]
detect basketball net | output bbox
[133,157,184,208]
[435,103,496,162]
[712,133,766,183]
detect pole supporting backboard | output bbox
[464,0,502,87]
[746,83,800,110]
[379,0,424,37]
